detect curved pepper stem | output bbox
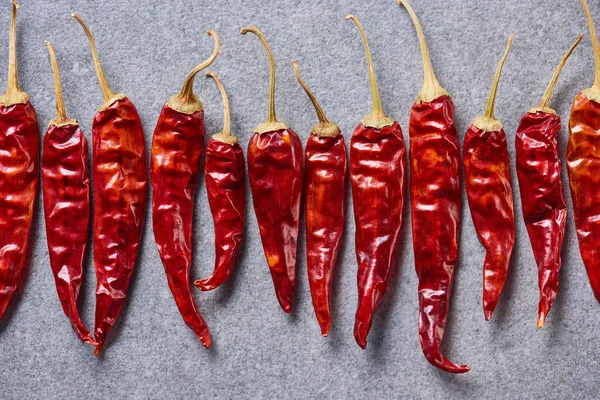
[45,41,76,127]
[0,0,27,106]
[205,71,237,145]
[582,0,600,90]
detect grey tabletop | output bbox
[0,0,597,399]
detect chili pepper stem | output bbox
[291,61,340,137]
[168,30,220,115]
[581,0,600,100]
[472,35,513,132]
[0,0,27,106]
[205,71,238,145]
[45,42,77,127]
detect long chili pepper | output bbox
[151,31,219,348]
[398,0,469,373]
[0,0,39,322]
[517,35,582,327]
[568,0,600,303]
[345,15,406,349]
[291,61,347,337]
[42,41,95,345]
[193,71,245,291]
[241,27,302,313]
[463,36,515,321]
[73,14,148,355]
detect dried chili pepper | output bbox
[241,26,302,313]
[398,0,469,373]
[463,35,515,321]
[73,14,148,355]
[0,0,39,322]
[345,15,405,349]
[193,71,245,291]
[42,41,95,345]
[567,0,600,303]
[291,61,346,337]
[151,31,219,348]
[517,35,582,327]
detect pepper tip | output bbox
[536,312,546,328]
[484,309,493,321]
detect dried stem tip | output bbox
[45,41,77,127]
[0,0,28,106]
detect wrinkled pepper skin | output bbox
[567,92,600,301]
[248,128,303,313]
[409,96,469,374]
[195,138,245,291]
[516,111,567,323]
[463,124,515,320]
[0,101,38,320]
[305,133,347,337]
[42,122,95,344]
[93,97,148,354]
[151,103,210,347]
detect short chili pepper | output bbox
[0,0,39,322]
[73,14,148,355]
[291,61,346,337]
[346,15,406,349]
[568,0,600,303]
[463,35,515,321]
[42,41,95,345]
[516,35,582,327]
[241,26,302,313]
[398,0,469,373]
[151,31,219,348]
[193,71,245,291]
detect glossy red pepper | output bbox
[151,32,219,348]
[291,61,346,337]
[0,0,39,322]
[194,71,245,291]
[73,14,148,355]
[463,36,515,321]
[516,35,582,327]
[241,27,302,313]
[568,0,600,302]
[41,41,95,345]
[399,0,469,373]
[346,15,406,349]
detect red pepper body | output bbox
[42,122,94,344]
[0,101,38,320]
[463,124,515,320]
[409,96,469,374]
[516,111,566,324]
[248,128,302,313]
[93,97,147,354]
[351,121,405,349]
[567,92,600,301]
[151,103,210,346]
[194,138,245,291]
[305,133,347,336]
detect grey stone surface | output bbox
[0,0,597,398]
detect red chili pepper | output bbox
[345,15,406,349]
[398,0,469,373]
[516,35,582,327]
[0,0,39,322]
[463,36,515,321]
[291,61,346,337]
[194,71,245,291]
[568,0,600,302]
[241,27,302,313]
[73,14,148,355]
[41,41,95,345]
[151,32,219,348]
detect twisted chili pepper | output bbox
[292,61,346,337]
[73,14,148,355]
[241,27,302,313]
[42,41,95,345]
[463,36,515,321]
[398,0,469,373]
[516,35,582,327]
[346,15,406,349]
[194,71,245,291]
[151,31,219,348]
[0,0,39,321]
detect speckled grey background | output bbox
[0,0,597,398]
